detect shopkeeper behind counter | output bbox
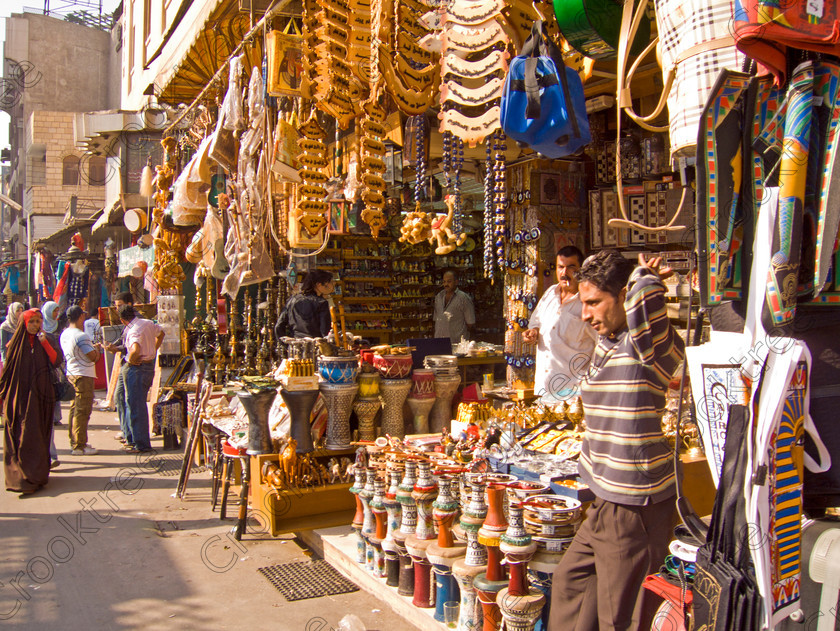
[433,270,475,343]
[548,250,685,631]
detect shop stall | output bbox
[111,0,840,627]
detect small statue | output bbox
[429,194,467,255]
[280,437,298,487]
[339,456,354,482]
[328,457,342,484]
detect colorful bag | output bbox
[733,0,840,84]
[500,21,590,159]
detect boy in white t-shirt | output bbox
[60,305,101,455]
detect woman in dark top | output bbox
[1,309,61,494]
[276,269,335,339]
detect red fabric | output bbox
[53,264,70,302]
[20,309,57,365]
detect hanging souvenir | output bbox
[266,18,304,97]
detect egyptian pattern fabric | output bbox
[768,360,807,622]
[696,70,752,307]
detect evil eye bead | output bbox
[530,227,541,240]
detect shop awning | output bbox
[91,198,125,235]
[33,217,98,250]
[155,0,264,105]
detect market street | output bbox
[0,402,414,631]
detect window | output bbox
[123,132,163,194]
[62,155,80,186]
[87,156,107,186]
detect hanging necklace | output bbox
[413,115,426,212]
[452,136,464,234]
[493,129,507,273]
[483,136,494,281]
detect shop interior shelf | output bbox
[342,277,392,282]
[343,313,392,318]
[340,296,391,301]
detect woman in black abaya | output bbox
[2,309,59,494]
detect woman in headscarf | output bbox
[0,302,24,364]
[1,309,59,494]
[41,301,64,432]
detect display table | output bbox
[249,452,357,536]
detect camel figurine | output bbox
[339,457,354,482]
[328,457,342,484]
[429,194,467,255]
[280,437,298,487]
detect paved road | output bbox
[1,400,413,631]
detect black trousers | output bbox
[548,496,675,631]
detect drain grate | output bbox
[258,559,359,601]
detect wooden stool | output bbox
[218,440,249,538]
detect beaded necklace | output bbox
[452,135,464,234]
[413,114,426,212]
[492,129,507,272]
[483,137,494,281]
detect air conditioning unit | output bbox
[586,95,615,114]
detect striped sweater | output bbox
[578,268,685,506]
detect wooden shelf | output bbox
[342,277,391,282]
[340,296,391,302]
[344,313,392,318]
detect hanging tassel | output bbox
[139,156,154,197]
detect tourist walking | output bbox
[1,309,61,494]
[60,305,100,455]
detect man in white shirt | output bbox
[433,271,475,343]
[60,305,101,455]
[118,304,164,453]
[523,246,597,402]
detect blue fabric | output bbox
[125,361,155,451]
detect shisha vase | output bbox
[497,500,544,631]
[353,397,381,442]
[406,396,437,435]
[394,460,418,597]
[430,373,461,434]
[350,466,367,564]
[405,461,438,608]
[379,378,411,439]
[369,476,388,578]
[407,369,436,434]
[237,387,278,455]
[528,551,565,631]
[280,388,319,454]
[427,475,466,623]
[475,483,510,631]
[452,479,488,631]
[320,382,358,450]
[360,468,377,573]
[382,467,404,587]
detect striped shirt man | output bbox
[578,267,685,505]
